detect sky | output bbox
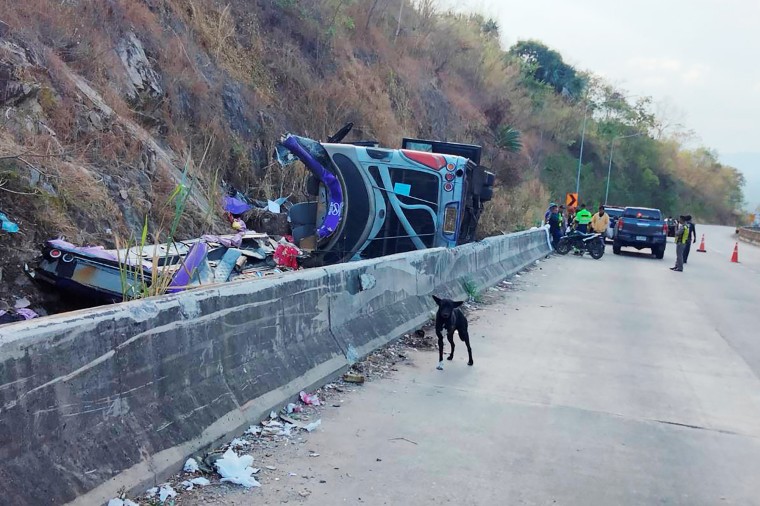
[440,0,760,210]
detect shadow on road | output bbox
[610,247,669,262]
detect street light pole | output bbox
[575,103,589,195]
[604,132,644,205]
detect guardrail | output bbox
[0,229,551,505]
[738,226,760,246]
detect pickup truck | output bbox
[612,206,667,259]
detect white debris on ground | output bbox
[180,477,210,490]
[107,498,139,506]
[215,449,261,488]
[158,485,177,502]
[183,458,200,473]
[113,267,538,505]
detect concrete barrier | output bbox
[0,229,550,505]
[738,227,760,246]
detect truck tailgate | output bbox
[624,220,662,236]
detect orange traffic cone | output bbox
[697,234,706,252]
[730,242,739,263]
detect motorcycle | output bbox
[555,230,605,259]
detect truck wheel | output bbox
[613,241,621,255]
[653,245,665,259]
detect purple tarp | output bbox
[223,195,254,215]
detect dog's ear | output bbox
[453,300,464,308]
[432,295,442,306]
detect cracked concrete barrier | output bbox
[0,228,550,505]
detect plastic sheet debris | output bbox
[286,402,302,414]
[14,297,30,308]
[184,457,200,473]
[181,477,211,490]
[245,425,262,436]
[267,197,288,214]
[279,414,321,432]
[229,437,248,449]
[158,484,177,502]
[299,390,321,406]
[0,212,19,233]
[215,449,261,488]
[107,499,138,506]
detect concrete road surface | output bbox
[183,225,760,506]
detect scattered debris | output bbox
[0,307,38,324]
[215,449,261,488]
[183,457,200,473]
[158,484,177,502]
[181,477,210,490]
[104,268,539,505]
[389,437,418,445]
[229,437,248,449]
[299,391,321,406]
[13,297,30,308]
[342,372,365,384]
[107,498,138,506]
[0,212,19,234]
[28,232,294,305]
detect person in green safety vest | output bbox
[670,215,690,272]
[573,203,593,233]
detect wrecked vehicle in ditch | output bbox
[27,123,495,305]
[274,122,495,265]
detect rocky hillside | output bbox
[0,0,744,312]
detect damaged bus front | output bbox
[277,125,495,266]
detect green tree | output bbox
[509,40,587,98]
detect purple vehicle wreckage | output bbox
[28,124,494,305]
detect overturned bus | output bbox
[278,123,495,266]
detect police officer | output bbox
[683,214,697,264]
[670,215,689,272]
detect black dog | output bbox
[432,295,473,370]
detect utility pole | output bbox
[605,132,644,205]
[575,102,589,196]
